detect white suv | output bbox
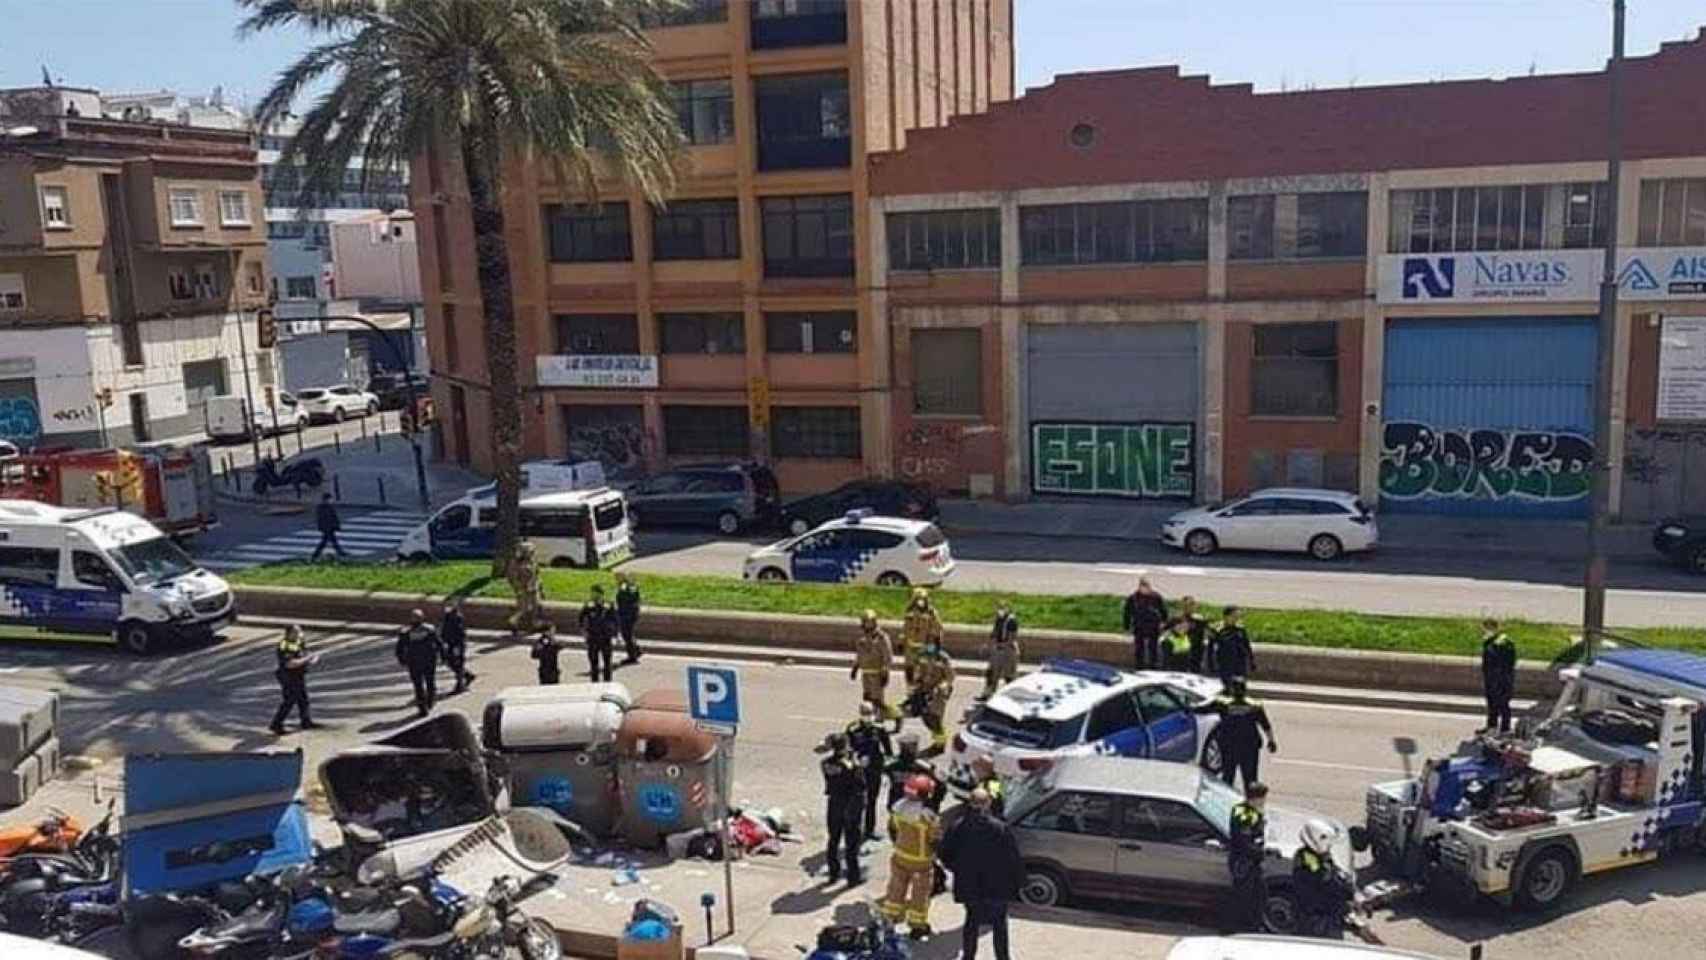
[296,384,379,424]
[1160,487,1377,561]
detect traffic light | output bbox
[97,387,113,409]
[256,308,277,349]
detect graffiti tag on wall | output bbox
[567,419,653,484]
[897,422,963,481]
[1032,422,1195,499]
[0,397,42,446]
[1378,421,1594,502]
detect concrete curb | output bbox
[232,584,1565,701]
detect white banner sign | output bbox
[1658,316,1706,421]
[1378,247,1706,304]
[536,354,658,388]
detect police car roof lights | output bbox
[1040,657,1124,686]
[843,508,876,523]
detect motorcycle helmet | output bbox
[1300,817,1338,855]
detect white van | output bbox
[206,393,308,440]
[397,487,632,568]
[0,500,234,655]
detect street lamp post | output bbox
[313,314,431,511]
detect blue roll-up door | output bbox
[1380,316,1597,518]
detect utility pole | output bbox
[1583,0,1626,664]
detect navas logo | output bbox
[1401,257,1454,299]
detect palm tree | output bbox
[242,0,684,574]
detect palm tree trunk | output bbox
[460,129,523,578]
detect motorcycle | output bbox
[447,875,559,960]
[795,906,910,960]
[0,807,85,863]
[0,800,121,939]
[252,456,326,497]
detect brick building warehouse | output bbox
[869,30,1706,520]
[417,0,1015,493]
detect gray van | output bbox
[624,462,779,534]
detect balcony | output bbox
[751,2,847,49]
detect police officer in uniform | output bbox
[439,601,474,694]
[1293,818,1356,940]
[615,573,643,664]
[578,585,619,683]
[270,624,318,735]
[1227,782,1270,932]
[531,624,564,685]
[846,702,893,840]
[395,609,440,717]
[1122,578,1169,669]
[967,756,1005,817]
[816,732,865,885]
[885,733,945,815]
[1192,677,1277,789]
[1480,618,1517,734]
[983,607,1020,699]
[1209,606,1256,684]
[1176,596,1211,675]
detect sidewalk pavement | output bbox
[938,498,1654,560]
[217,436,485,510]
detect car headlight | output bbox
[167,599,193,618]
[1660,525,1686,538]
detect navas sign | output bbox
[1377,247,1706,304]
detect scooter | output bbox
[252,456,326,497]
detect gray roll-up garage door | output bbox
[1027,322,1200,499]
[182,359,228,431]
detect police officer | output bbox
[967,756,1005,817]
[1122,577,1168,669]
[615,573,643,664]
[846,702,893,840]
[901,588,943,684]
[983,606,1020,699]
[579,585,619,683]
[1209,606,1256,684]
[1293,818,1356,940]
[885,733,945,815]
[531,624,564,685]
[439,600,474,694]
[395,609,440,717]
[1176,596,1210,674]
[269,624,318,735]
[851,610,899,727]
[1192,677,1277,789]
[910,639,956,755]
[1481,618,1517,734]
[1227,782,1270,932]
[817,732,865,886]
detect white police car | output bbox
[946,659,1225,794]
[741,509,955,588]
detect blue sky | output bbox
[0,1,1701,111]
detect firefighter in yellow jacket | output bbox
[883,774,943,940]
[909,638,956,755]
[900,588,943,683]
[851,610,900,725]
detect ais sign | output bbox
[1032,421,1195,499]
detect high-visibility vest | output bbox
[888,797,940,866]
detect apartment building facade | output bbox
[869,30,1706,521]
[418,0,1014,488]
[0,108,272,448]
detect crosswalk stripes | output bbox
[193,511,427,571]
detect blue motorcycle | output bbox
[796,909,911,960]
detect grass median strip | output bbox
[230,561,1706,661]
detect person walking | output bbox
[909,639,955,755]
[579,585,619,683]
[310,494,346,561]
[983,606,1020,699]
[269,625,319,735]
[615,573,643,665]
[1122,578,1168,669]
[395,609,440,717]
[900,588,943,684]
[1193,677,1277,789]
[816,732,865,886]
[852,610,899,727]
[845,702,893,840]
[939,787,1022,960]
[1226,782,1270,932]
[531,624,564,685]
[1480,618,1517,734]
[1176,596,1211,675]
[1210,606,1256,684]
[881,775,943,940]
[438,600,474,694]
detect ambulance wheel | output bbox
[118,621,154,656]
[1513,846,1577,911]
[876,571,910,588]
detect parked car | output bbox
[1652,516,1706,575]
[624,462,779,534]
[368,371,429,412]
[1004,754,1351,934]
[1161,487,1377,561]
[778,480,939,536]
[205,393,308,440]
[946,658,1224,795]
[294,384,379,424]
[742,509,954,587]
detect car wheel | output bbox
[1514,847,1577,911]
[1199,727,1225,776]
[716,511,741,536]
[366,401,378,416]
[1261,886,1303,935]
[117,621,153,656]
[1184,529,1218,556]
[1018,865,1069,907]
[332,407,346,423]
[788,517,811,537]
[875,571,910,588]
[756,567,788,583]
[1689,543,1706,576]
[1308,533,1344,561]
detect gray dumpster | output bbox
[482,683,630,838]
[615,691,720,848]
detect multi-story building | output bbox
[868,30,1706,522]
[0,97,272,448]
[418,0,1015,487]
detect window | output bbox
[0,546,59,588]
[218,190,251,226]
[653,198,740,260]
[671,80,735,145]
[1085,692,1144,741]
[39,186,70,228]
[244,261,264,295]
[846,529,905,552]
[1227,195,1275,260]
[772,406,860,458]
[442,303,461,372]
[663,406,749,457]
[761,194,853,277]
[555,314,639,354]
[285,276,317,300]
[1638,179,1706,247]
[432,504,472,533]
[1295,192,1367,258]
[765,312,855,354]
[545,202,632,262]
[519,508,586,538]
[1122,798,1218,845]
[168,187,203,227]
[751,0,847,48]
[1019,792,1118,836]
[1019,198,1208,265]
[0,274,24,312]
[660,312,745,354]
[755,73,851,171]
[912,328,981,416]
[640,0,727,25]
[72,551,123,591]
[594,500,626,531]
[1252,322,1338,418]
[886,209,1001,271]
[1388,183,1606,253]
[1134,686,1190,725]
[167,266,196,301]
[1226,498,1278,517]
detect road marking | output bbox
[1100,565,1217,578]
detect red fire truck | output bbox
[0,445,218,536]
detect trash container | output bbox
[615,692,720,848]
[482,683,630,838]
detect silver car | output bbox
[1004,756,1353,934]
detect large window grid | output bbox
[671,80,735,145]
[545,203,633,262]
[653,199,740,260]
[660,313,745,355]
[765,312,854,354]
[755,73,851,171]
[761,194,853,277]
[1388,183,1608,253]
[663,405,748,457]
[772,406,860,459]
[1638,178,1706,247]
[886,209,1001,271]
[1251,322,1339,418]
[1019,199,1209,266]
[555,315,639,354]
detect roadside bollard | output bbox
[295,428,305,455]
[333,474,342,501]
[333,431,342,456]
[360,417,368,441]
[374,425,382,454]
[378,476,387,506]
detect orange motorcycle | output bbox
[0,808,84,867]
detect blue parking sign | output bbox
[687,665,741,727]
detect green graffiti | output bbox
[1033,422,1195,499]
[1378,421,1593,503]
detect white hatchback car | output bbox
[296,384,379,424]
[741,509,954,588]
[1160,487,1377,561]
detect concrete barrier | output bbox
[233,584,1565,701]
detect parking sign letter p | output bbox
[697,673,727,711]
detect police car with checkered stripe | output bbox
[741,509,954,587]
[947,659,1226,795]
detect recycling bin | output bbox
[615,691,721,848]
[482,683,631,838]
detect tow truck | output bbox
[1364,648,1705,912]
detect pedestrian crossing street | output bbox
[193,511,427,571]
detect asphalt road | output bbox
[0,621,1697,959]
